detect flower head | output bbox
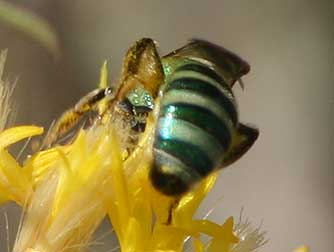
[0,59,267,252]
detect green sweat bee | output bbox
[44,38,259,196]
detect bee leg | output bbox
[166,198,180,225]
[220,123,259,168]
[42,87,113,148]
[116,38,164,101]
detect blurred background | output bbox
[0,0,332,252]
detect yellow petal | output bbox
[109,129,130,226]
[150,186,175,224]
[97,61,109,115]
[0,149,31,204]
[99,60,108,89]
[131,189,152,242]
[123,217,141,252]
[193,235,205,252]
[206,217,239,252]
[0,186,10,204]
[0,125,43,149]
[294,245,310,252]
[208,237,229,252]
[0,125,44,204]
[173,173,218,226]
[24,145,71,184]
[14,125,116,252]
[151,224,188,252]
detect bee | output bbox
[44,38,259,196]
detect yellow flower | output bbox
[0,59,267,252]
[0,125,43,205]
[0,50,44,205]
[104,114,241,252]
[293,246,309,252]
[13,119,243,252]
[13,126,114,252]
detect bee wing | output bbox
[117,38,164,100]
[220,123,259,168]
[164,39,250,87]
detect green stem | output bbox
[0,1,60,59]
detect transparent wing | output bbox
[164,39,250,87]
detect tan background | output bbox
[0,1,333,252]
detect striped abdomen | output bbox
[150,62,238,195]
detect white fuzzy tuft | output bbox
[0,50,16,131]
[233,213,268,252]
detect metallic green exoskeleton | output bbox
[150,39,259,195]
[44,38,259,196]
[121,87,154,132]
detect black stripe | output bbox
[154,137,214,176]
[164,77,237,124]
[175,63,231,91]
[160,103,232,150]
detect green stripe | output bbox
[153,148,201,183]
[161,89,234,131]
[175,63,231,91]
[164,77,237,124]
[155,137,213,176]
[161,103,232,150]
[155,117,224,175]
[167,69,237,121]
